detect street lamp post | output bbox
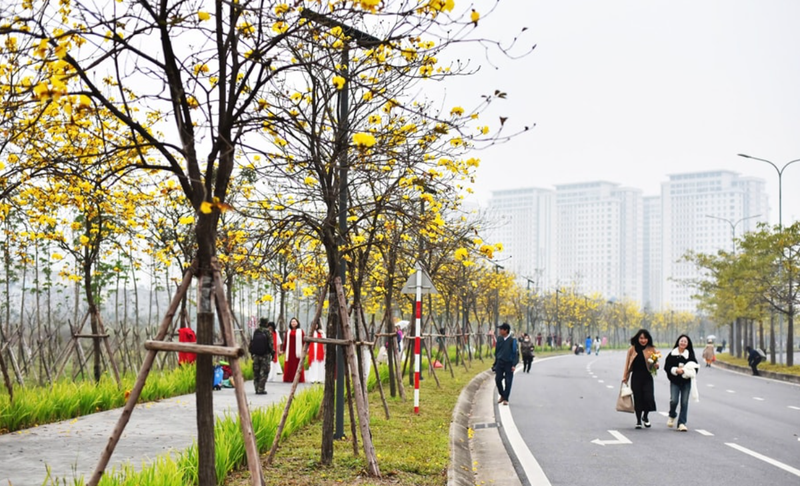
[705,213,760,358]
[300,9,381,441]
[737,154,800,228]
[704,214,762,255]
[555,288,561,349]
[738,154,800,366]
[525,277,535,335]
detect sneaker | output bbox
[667,417,675,428]
[498,397,505,404]
[635,423,642,429]
[643,418,651,428]
[502,400,509,406]
[677,424,688,432]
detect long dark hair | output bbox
[673,334,697,362]
[630,329,654,348]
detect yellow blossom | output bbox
[198,11,210,21]
[352,132,376,148]
[332,75,346,90]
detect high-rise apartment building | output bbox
[661,171,769,311]
[555,182,643,302]
[642,196,662,310]
[484,188,557,288]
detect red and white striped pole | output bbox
[413,267,422,414]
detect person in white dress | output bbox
[306,321,325,383]
[266,322,283,382]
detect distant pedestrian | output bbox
[266,322,282,382]
[493,323,518,405]
[306,321,326,383]
[585,336,592,356]
[665,334,698,431]
[746,345,762,376]
[622,329,659,429]
[249,318,273,395]
[702,339,715,367]
[520,333,535,373]
[282,317,305,383]
[593,336,601,356]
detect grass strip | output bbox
[0,363,255,434]
[714,353,800,376]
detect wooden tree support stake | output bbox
[144,340,243,358]
[334,277,381,478]
[212,260,264,486]
[87,261,197,486]
[266,341,309,466]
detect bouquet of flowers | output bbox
[647,351,662,376]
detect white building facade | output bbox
[554,182,643,302]
[642,196,662,310]
[660,171,769,311]
[484,188,557,288]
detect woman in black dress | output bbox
[621,329,659,428]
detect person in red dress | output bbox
[282,317,305,383]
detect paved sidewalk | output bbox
[0,380,309,486]
[470,371,523,486]
[449,369,522,486]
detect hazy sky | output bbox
[458,0,800,224]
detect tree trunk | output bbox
[196,272,216,486]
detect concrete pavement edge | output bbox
[448,368,493,486]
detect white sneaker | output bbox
[667,417,675,428]
[677,424,688,432]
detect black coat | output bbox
[664,348,697,385]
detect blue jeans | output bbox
[669,380,691,425]
[495,360,515,401]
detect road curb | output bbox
[713,359,800,384]
[448,368,493,486]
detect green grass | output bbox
[714,353,800,376]
[0,361,255,434]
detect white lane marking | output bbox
[706,384,715,388]
[726,389,736,393]
[591,430,632,446]
[696,429,714,436]
[753,397,764,401]
[606,385,614,389]
[658,412,669,417]
[598,380,605,383]
[496,361,553,486]
[726,443,800,478]
[497,397,552,485]
[789,406,800,411]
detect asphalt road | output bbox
[504,351,800,486]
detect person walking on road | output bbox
[746,345,762,376]
[249,318,273,395]
[493,323,518,405]
[593,336,601,355]
[585,335,592,356]
[622,329,659,429]
[520,333,535,373]
[664,334,698,431]
[702,339,715,367]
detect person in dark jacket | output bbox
[249,318,273,394]
[520,334,535,373]
[664,334,698,431]
[494,323,519,405]
[746,346,762,376]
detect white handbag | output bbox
[620,382,633,397]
